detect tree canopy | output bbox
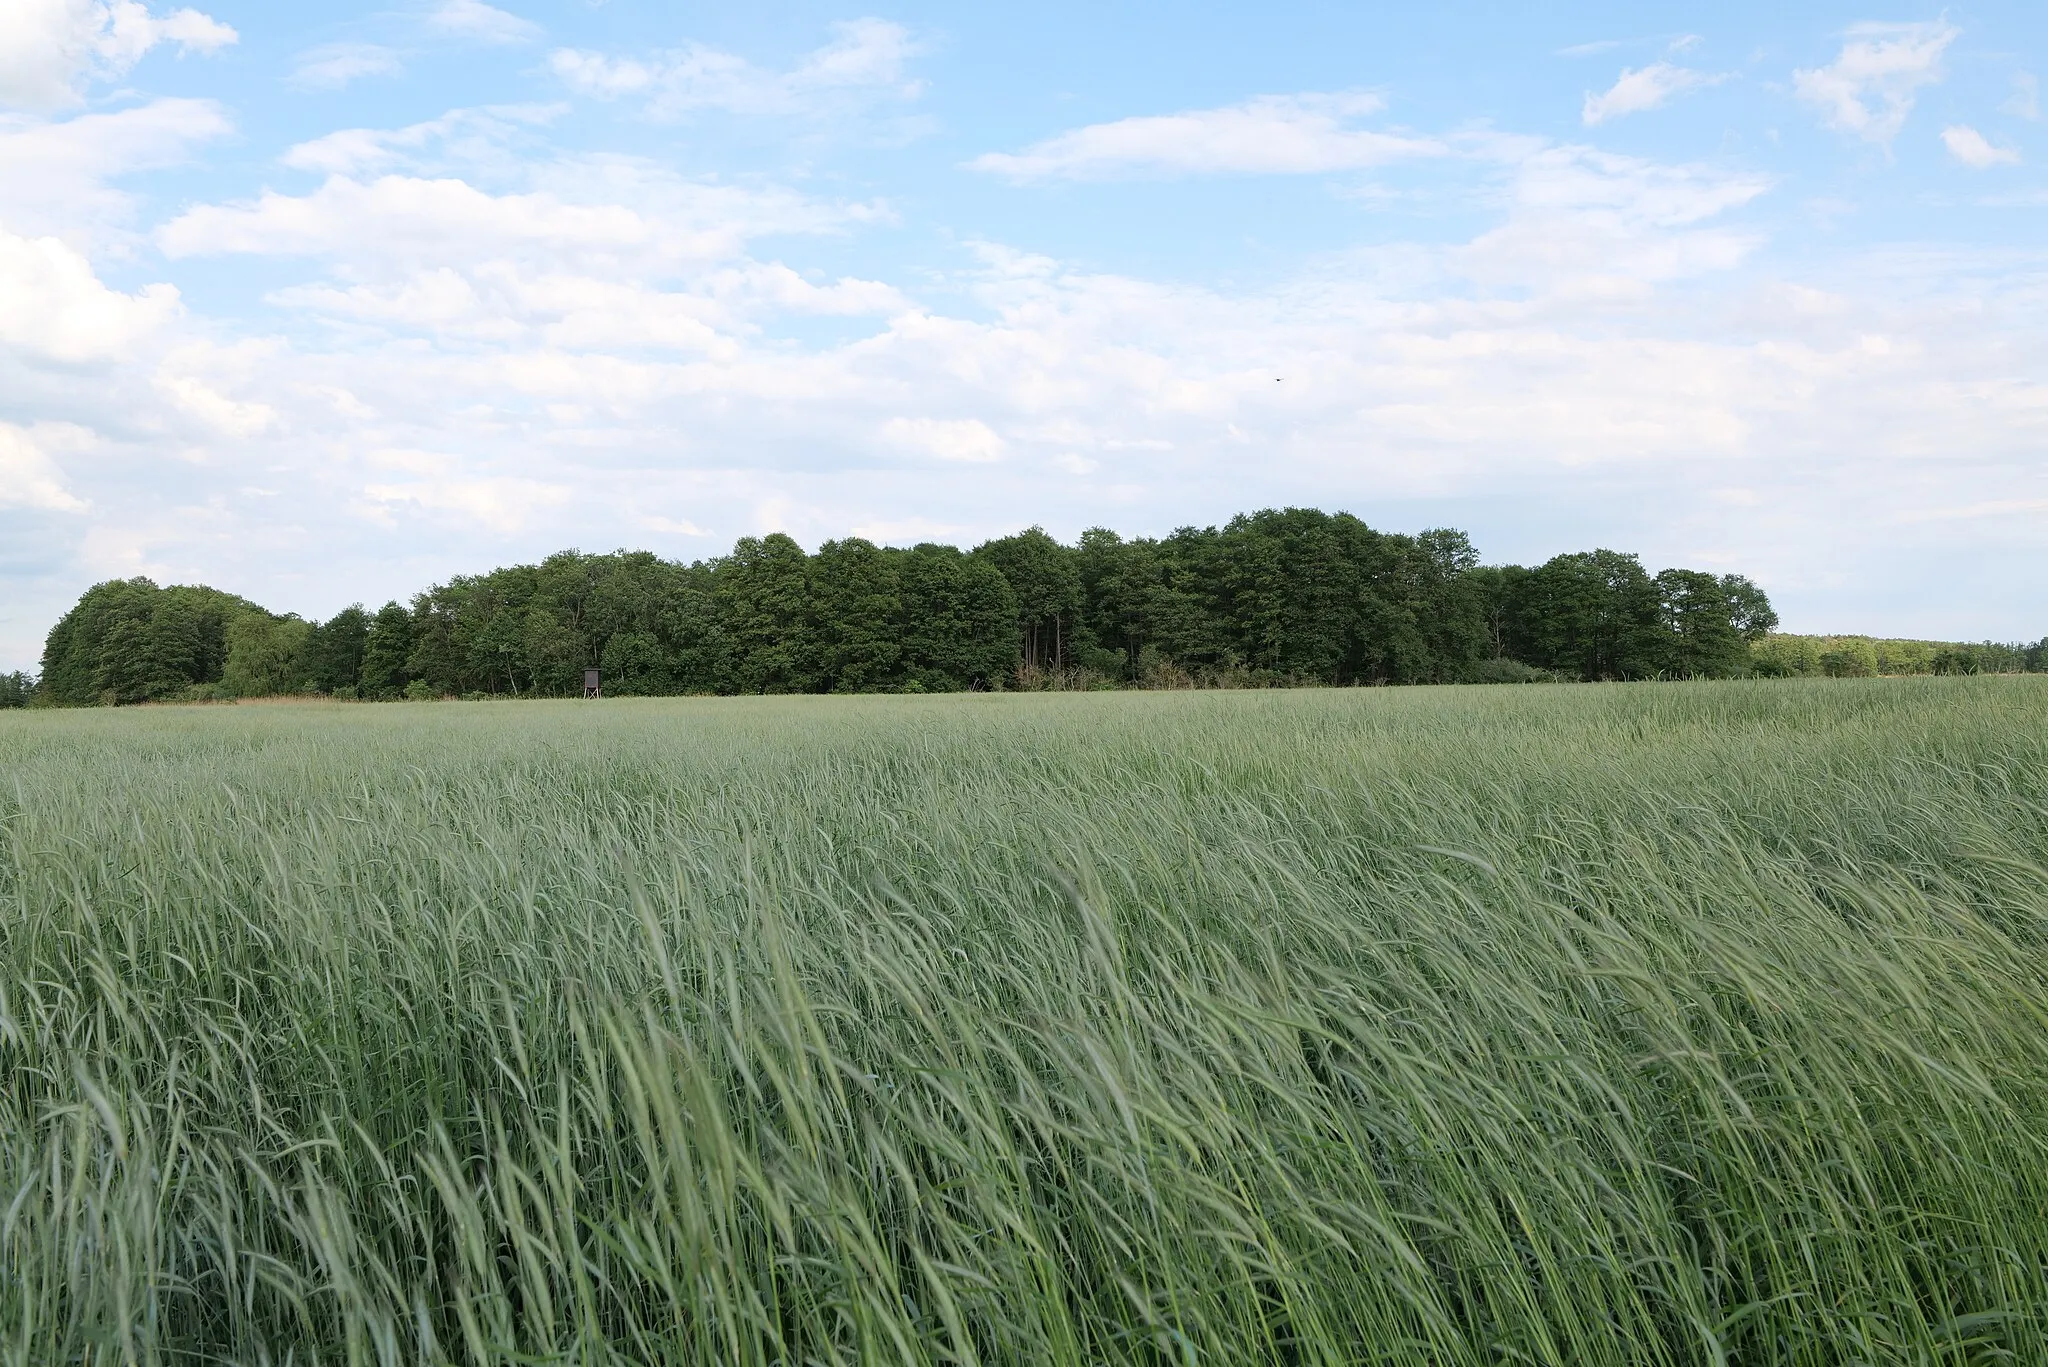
[20,507,2034,706]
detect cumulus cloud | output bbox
[549,19,920,119]
[1941,125,2020,168]
[882,417,1005,463]
[427,0,541,46]
[158,166,881,281]
[969,92,1441,181]
[289,43,403,92]
[0,423,88,510]
[0,0,235,110]
[363,473,570,532]
[0,97,232,241]
[1582,63,1721,125]
[159,124,901,360]
[0,227,180,362]
[281,105,561,177]
[1794,21,1956,143]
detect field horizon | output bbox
[5,678,2047,1364]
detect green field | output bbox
[4,681,2047,1365]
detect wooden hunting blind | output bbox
[583,669,601,699]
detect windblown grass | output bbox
[3,679,2047,1364]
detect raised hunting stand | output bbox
[583,669,601,699]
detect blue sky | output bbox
[2,0,2045,668]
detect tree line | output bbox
[1752,634,2045,678]
[8,506,2026,708]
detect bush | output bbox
[1821,641,1879,678]
[1469,658,1561,684]
[0,671,34,708]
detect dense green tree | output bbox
[896,544,1017,690]
[33,510,1838,704]
[359,603,414,699]
[1409,529,1490,682]
[1203,509,1442,684]
[1076,529,1225,679]
[522,605,584,696]
[1513,550,1666,680]
[717,534,817,693]
[1655,570,1749,678]
[404,594,466,697]
[1465,564,1532,664]
[1075,528,1153,677]
[811,538,903,692]
[975,527,1085,676]
[304,607,369,696]
[0,672,34,707]
[581,551,688,695]
[1752,635,1823,678]
[223,614,314,697]
[39,578,260,705]
[657,563,724,693]
[1822,640,1880,677]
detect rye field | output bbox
[3,680,2047,1366]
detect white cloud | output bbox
[969,92,1441,181]
[154,372,274,435]
[882,417,1005,463]
[549,18,920,119]
[427,0,540,46]
[0,226,179,362]
[289,43,403,92]
[363,473,571,532]
[1582,63,1721,125]
[2004,72,2039,121]
[0,0,235,110]
[1941,125,2020,169]
[1793,21,1956,143]
[1446,147,1769,299]
[281,105,560,176]
[161,129,901,359]
[158,169,874,277]
[0,97,232,242]
[0,423,88,510]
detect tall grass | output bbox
[3,679,2046,1364]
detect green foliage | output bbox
[222,612,314,697]
[1468,657,1562,683]
[1512,549,1666,679]
[1751,634,1823,678]
[4,682,2048,1362]
[719,533,820,693]
[1755,634,2041,678]
[301,605,369,695]
[0,671,33,708]
[976,526,1085,673]
[896,542,1018,689]
[810,537,903,692]
[28,510,1840,704]
[358,601,414,698]
[37,578,265,705]
[1822,639,1881,677]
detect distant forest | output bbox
[7,507,2043,707]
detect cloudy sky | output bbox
[2,0,2045,668]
